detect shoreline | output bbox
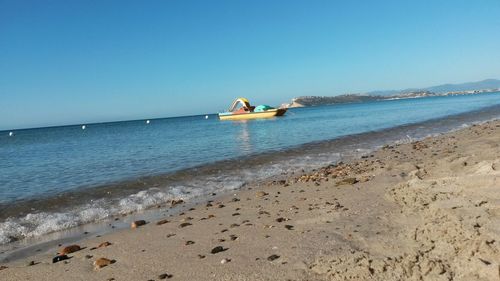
[1,119,499,280]
[2,104,500,249]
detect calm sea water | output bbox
[1,92,500,245]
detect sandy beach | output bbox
[1,120,499,281]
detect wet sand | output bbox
[1,120,499,281]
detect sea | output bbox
[1,92,500,259]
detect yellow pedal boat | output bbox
[218,98,287,121]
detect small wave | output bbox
[1,109,499,245]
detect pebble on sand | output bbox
[52,255,69,264]
[220,258,231,264]
[98,241,112,248]
[179,222,192,228]
[267,254,280,261]
[59,245,81,255]
[131,220,147,228]
[158,273,173,279]
[211,246,226,254]
[93,258,115,270]
[156,219,170,225]
[255,191,269,198]
[336,177,359,186]
[171,199,184,207]
[0,265,7,270]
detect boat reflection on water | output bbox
[235,121,253,154]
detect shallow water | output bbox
[1,92,500,245]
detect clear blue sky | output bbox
[1,0,499,130]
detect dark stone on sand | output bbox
[85,255,93,259]
[185,240,195,245]
[231,198,240,202]
[0,265,7,271]
[179,222,192,228]
[159,273,173,279]
[284,225,294,230]
[198,254,206,259]
[52,255,69,263]
[131,220,147,228]
[267,254,280,261]
[211,246,226,254]
[156,219,170,225]
[171,199,184,207]
[276,217,287,222]
[27,261,36,266]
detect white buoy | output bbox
[146,120,150,124]
[81,125,86,130]
[205,115,209,119]
[9,131,13,137]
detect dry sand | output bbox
[1,120,499,281]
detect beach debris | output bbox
[284,225,294,230]
[185,240,195,245]
[93,258,115,270]
[81,125,86,130]
[52,255,69,264]
[156,219,170,225]
[179,222,192,228]
[336,177,358,186]
[210,246,226,254]
[0,265,7,270]
[220,258,231,264]
[131,220,147,228]
[171,199,184,207]
[267,254,280,261]
[8,132,13,137]
[59,245,81,255]
[27,261,36,266]
[159,273,174,279]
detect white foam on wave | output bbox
[0,150,346,245]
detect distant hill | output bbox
[287,79,500,108]
[368,79,500,96]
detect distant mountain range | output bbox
[368,79,500,96]
[286,79,500,107]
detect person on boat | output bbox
[229,98,255,113]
